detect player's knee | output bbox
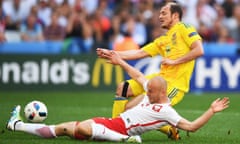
[74,121,91,140]
[116,81,130,97]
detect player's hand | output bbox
[96,48,111,59]
[105,51,122,65]
[211,97,229,113]
[161,58,177,65]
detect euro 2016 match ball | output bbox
[24,100,48,123]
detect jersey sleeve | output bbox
[180,23,202,47]
[142,38,164,57]
[165,107,183,127]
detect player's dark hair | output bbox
[169,3,183,20]
[163,2,183,20]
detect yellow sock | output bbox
[112,97,128,118]
[158,125,171,135]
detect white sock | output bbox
[91,123,128,142]
[15,121,56,138]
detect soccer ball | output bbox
[24,100,48,123]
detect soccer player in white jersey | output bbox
[6,51,229,143]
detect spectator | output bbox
[230,4,240,43]
[116,8,147,47]
[214,4,230,29]
[108,15,121,47]
[221,0,235,18]
[0,0,239,53]
[37,0,52,27]
[64,8,93,53]
[217,25,234,43]
[57,0,72,27]
[20,13,44,42]
[145,9,167,42]
[89,8,111,45]
[198,22,213,42]
[229,3,240,54]
[130,13,148,47]
[97,0,114,18]
[182,0,199,28]
[2,0,34,30]
[48,0,59,10]
[80,0,99,15]
[113,17,140,51]
[114,0,134,15]
[0,3,6,43]
[209,4,234,42]
[135,0,154,24]
[29,5,44,27]
[43,11,66,41]
[196,0,218,28]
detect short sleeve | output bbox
[142,37,164,57]
[180,23,202,47]
[165,107,183,127]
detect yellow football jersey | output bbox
[142,22,202,92]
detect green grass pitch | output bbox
[0,91,239,144]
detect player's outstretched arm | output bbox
[105,51,147,85]
[177,97,229,132]
[96,48,149,60]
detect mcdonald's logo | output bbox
[92,58,124,87]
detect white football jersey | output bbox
[120,96,183,136]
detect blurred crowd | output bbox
[0,0,240,53]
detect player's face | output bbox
[158,5,174,29]
[146,83,160,104]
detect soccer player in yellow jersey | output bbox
[97,2,204,140]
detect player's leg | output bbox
[6,105,91,139]
[112,81,132,118]
[112,80,144,118]
[59,118,141,142]
[55,121,90,139]
[6,106,140,142]
[7,105,57,138]
[112,73,158,118]
[91,117,142,143]
[168,88,185,107]
[91,122,129,141]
